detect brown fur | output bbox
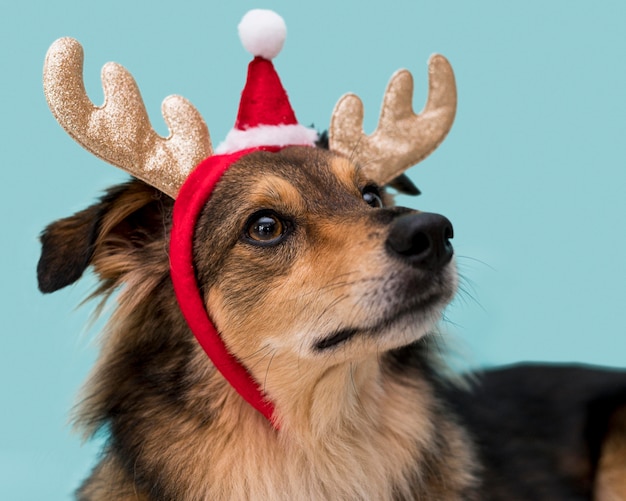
[596,406,626,501]
[40,147,479,500]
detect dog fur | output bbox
[39,146,626,500]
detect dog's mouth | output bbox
[313,292,445,351]
[314,327,361,351]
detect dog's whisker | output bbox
[263,349,278,395]
[348,362,368,414]
[456,274,485,310]
[313,293,352,327]
[440,312,464,329]
[243,343,275,360]
[456,254,496,271]
[240,345,276,372]
[454,277,487,313]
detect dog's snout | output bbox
[386,212,454,270]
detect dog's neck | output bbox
[182,346,477,500]
[275,356,392,435]
[234,350,424,435]
[80,283,478,500]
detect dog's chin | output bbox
[312,291,451,354]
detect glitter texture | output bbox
[43,38,212,198]
[329,55,457,186]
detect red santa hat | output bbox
[215,9,318,153]
[170,10,317,429]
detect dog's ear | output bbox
[37,180,171,293]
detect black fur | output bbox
[444,363,626,500]
[37,197,106,292]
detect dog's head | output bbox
[39,147,456,434]
[39,24,458,425]
[192,146,456,363]
[38,144,456,405]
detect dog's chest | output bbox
[197,383,477,500]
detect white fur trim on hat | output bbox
[215,124,318,154]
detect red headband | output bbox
[168,10,321,428]
[169,146,285,426]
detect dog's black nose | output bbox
[386,212,454,270]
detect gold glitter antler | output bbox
[43,38,213,198]
[329,55,456,186]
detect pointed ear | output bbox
[387,174,421,196]
[37,181,171,293]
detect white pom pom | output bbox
[238,9,287,60]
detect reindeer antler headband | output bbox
[43,9,457,428]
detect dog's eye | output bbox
[362,186,383,208]
[244,211,288,245]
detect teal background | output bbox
[2,0,625,498]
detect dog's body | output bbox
[38,146,626,500]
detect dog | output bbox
[38,23,626,501]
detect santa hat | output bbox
[170,10,317,429]
[215,9,318,153]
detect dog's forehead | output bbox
[215,147,366,213]
[243,173,306,212]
